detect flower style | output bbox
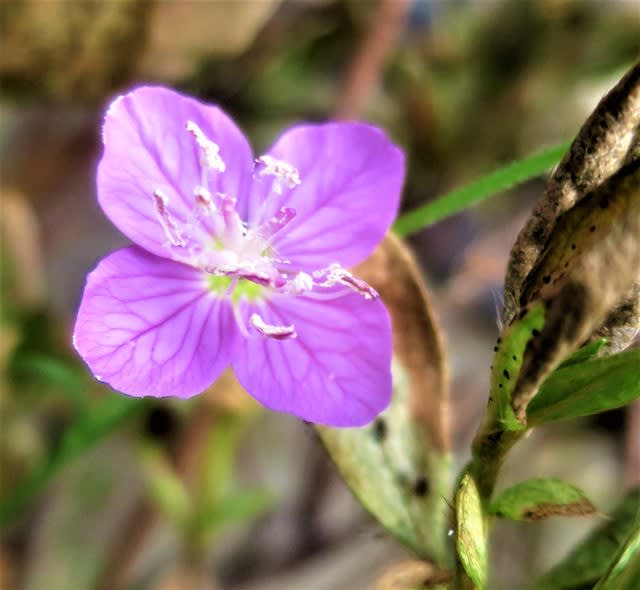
[73,86,405,426]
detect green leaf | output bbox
[593,513,640,590]
[317,364,452,566]
[139,444,191,526]
[490,478,596,521]
[393,141,570,236]
[527,347,640,425]
[535,488,640,590]
[0,395,147,528]
[557,338,607,369]
[197,411,247,509]
[12,354,88,410]
[456,473,487,590]
[190,489,273,537]
[490,301,547,431]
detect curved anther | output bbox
[152,190,186,247]
[250,313,296,340]
[186,120,226,172]
[260,207,296,239]
[255,155,301,194]
[315,264,379,300]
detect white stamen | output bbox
[186,120,226,172]
[152,189,186,247]
[259,207,296,239]
[322,263,379,300]
[250,313,296,340]
[194,186,215,215]
[256,155,301,194]
[291,271,313,294]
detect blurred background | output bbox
[1,1,639,589]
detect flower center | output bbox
[149,120,379,341]
[208,275,263,303]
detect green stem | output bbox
[453,411,528,589]
[468,427,523,505]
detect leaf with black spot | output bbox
[317,235,451,566]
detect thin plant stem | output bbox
[333,0,411,120]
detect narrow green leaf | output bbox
[393,141,570,236]
[139,444,191,526]
[557,339,607,369]
[593,514,640,590]
[198,411,247,509]
[0,395,147,528]
[490,478,596,521]
[190,489,273,537]
[11,354,89,410]
[527,347,640,425]
[456,473,487,590]
[535,488,640,590]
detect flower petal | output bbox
[73,246,235,398]
[232,291,392,426]
[249,123,405,269]
[98,86,254,259]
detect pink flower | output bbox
[73,87,405,426]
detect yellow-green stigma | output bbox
[208,275,263,303]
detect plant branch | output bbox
[333,0,410,120]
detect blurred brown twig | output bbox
[333,0,410,120]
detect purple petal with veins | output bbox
[74,85,405,426]
[98,86,253,260]
[248,123,405,269]
[233,291,392,426]
[73,246,236,398]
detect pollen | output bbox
[186,120,226,172]
[255,155,301,194]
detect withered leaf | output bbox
[375,560,452,590]
[353,233,449,450]
[511,159,640,420]
[593,283,640,353]
[317,234,451,565]
[504,62,640,323]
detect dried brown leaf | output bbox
[522,498,597,521]
[354,233,449,451]
[593,283,640,353]
[375,560,452,590]
[315,235,451,563]
[504,62,640,323]
[512,160,640,420]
